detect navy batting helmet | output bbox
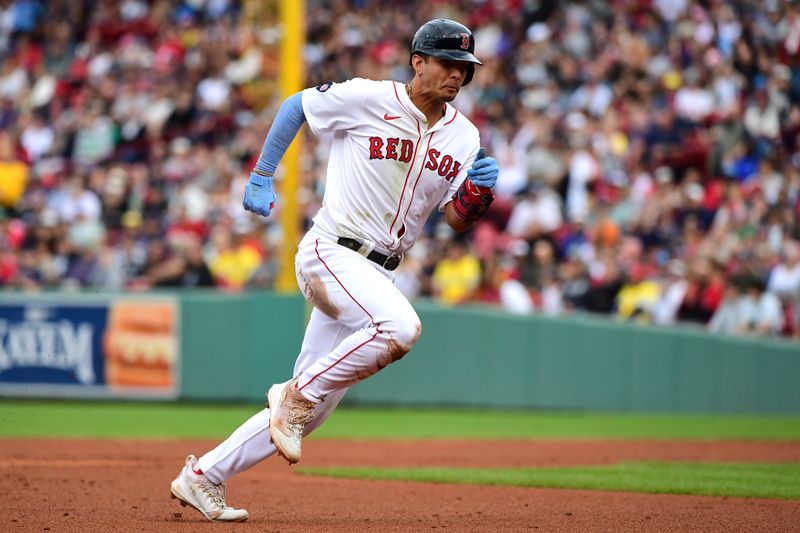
[409,19,482,86]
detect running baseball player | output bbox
[170,18,499,522]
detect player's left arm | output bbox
[444,147,498,232]
[242,91,307,218]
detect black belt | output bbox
[336,237,402,271]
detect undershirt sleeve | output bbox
[253,91,306,177]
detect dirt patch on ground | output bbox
[1,438,799,532]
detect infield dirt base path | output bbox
[2,438,799,532]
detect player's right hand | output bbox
[243,171,276,217]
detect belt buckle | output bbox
[383,254,401,271]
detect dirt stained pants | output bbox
[198,230,421,482]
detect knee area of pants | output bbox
[388,316,422,349]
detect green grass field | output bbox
[299,462,800,500]
[1,399,800,440]
[2,400,798,500]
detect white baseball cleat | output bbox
[267,378,316,464]
[170,455,249,522]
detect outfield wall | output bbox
[179,293,799,414]
[1,292,798,413]
[179,292,304,401]
[347,301,800,414]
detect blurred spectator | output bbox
[506,182,563,240]
[72,101,116,169]
[432,239,481,306]
[394,253,423,301]
[538,271,564,316]
[679,259,725,324]
[744,88,780,148]
[0,131,28,209]
[674,69,714,124]
[0,0,796,341]
[585,251,624,313]
[767,241,800,299]
[499,278,535,315]
[616,264,661,322]
[651,260,689,326]
[738,275,784,336]
[473,252,503,305]
[208,226,262,290]
[19,111,53,161]
[148,237,215,289]
[559,255,590,311]
[709,277,745,335]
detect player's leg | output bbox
[172,306,352,521]
[295,236,422,402]
[196,307,353,482]
[268,235,421,462]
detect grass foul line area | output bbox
[298,461,800,500]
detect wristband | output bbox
[452,179,494,223]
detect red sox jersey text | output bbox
[301,78,480,254]
[368,137,462,182]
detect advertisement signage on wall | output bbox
[0,296,179,399]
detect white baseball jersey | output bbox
[301,78,480,254]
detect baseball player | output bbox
[170,18,499,522]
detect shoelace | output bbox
[197,477,227,510]
[286,392,315,431]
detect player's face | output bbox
[422,56,468,101]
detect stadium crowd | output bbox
[0,0,799,340]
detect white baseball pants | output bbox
[198,230,421,483]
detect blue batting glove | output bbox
[242,171,276,217]
[467,147,498,188]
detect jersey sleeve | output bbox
[438,141,480,211]
[301,78,373,135]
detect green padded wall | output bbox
[7,291,796,412]
[179,291,303,401]
[342,301,800,414]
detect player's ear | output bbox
[411,53,425,76]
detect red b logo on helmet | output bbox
[460,33,470,50]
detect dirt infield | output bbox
[2,438,799,532]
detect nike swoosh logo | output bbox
[383,113,401,121]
